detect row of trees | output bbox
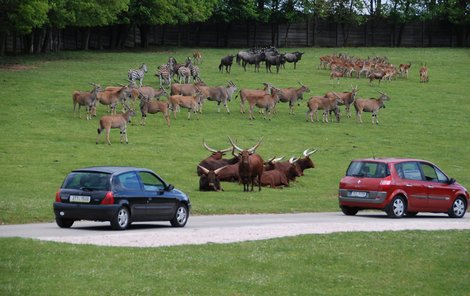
[1,0,468,55]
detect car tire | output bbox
[406,211,418,217]
[56,216,74,228]
[448,197,467,218]
[341,206,359,216]
[387,196,406,218]
[111,206,130,230]
[170,204,189,227]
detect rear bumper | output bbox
[53,202,120,222]
[338,189,388,206]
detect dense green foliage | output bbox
[0,47,469,224]
[1,231,469,295]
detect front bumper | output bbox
[53,202,120,222]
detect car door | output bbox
[138,171,178,219]
[394,161,428,210]
[113,172,147,220]
[419,162,454,211]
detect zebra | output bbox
[177,66,191,83]
[156,64,172,88]
[128,63,148,87]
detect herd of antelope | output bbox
[319,52,429,85]
[72,49,430,146]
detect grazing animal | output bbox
[277,82,311,114]
[354,91,390,124]
[419,65,429,83]
[247,87,282,120]
[368,71,386,85]
[330,68,346,84]
[177,66,192,83]
[238,83,272,113]
[156,64,172,88]
[193,50,202,64]
[197,140,238,176]
[306,96,342,123]
[168,93,202,120]
[239,51,266,72]
[264,157,302,182]
[399,63,411,78]
[196,81,238,113]
[229,137,264,192]
[198,166,225,191]
[72,83,102,120]
[171,81,206,96]
[260,169,289,188]
[325,85,358,118]
[284,52,304,69]
[139,94,170,127]
[96,107,136,145]
[128,63,148,87]
[265,52,285,74]
[219,55,235,73]
[96,85,133,115]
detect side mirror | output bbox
[448,178,456,185]
[166,184,174,191]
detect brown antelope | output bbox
[277,82,311,114]
[354,91,390,124]
[399,63,411,78]
[168,93,203,120]
[306,96,342,123]
[325,85,358,118]
[96,105,136,145]
[238,83,272,113]
[96,85,132,115]
[72,83,102,120]
[247,87,282,120]
[419,65,429,83]
[139,94,170,127]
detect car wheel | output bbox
[341,206,359,216]
[111,206,130,230]
[170,204,188,227]
[56,216,74,228]
[387,196,406,218]
[406,211,418,217]
[448,197,467,218]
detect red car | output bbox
[338,158,469,218]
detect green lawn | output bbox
[1,47,470,224]
[1,230,469,295]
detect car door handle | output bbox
[427,185,434,189]
[405,184,413,187]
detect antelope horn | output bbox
[332,92,341,99]
[247,137,263,153]
[203,138,218,153]
[228,136,243,152]
[303,149,318,157]
[297,81,304,86]
[198,165,210,175]
[377,90,385,95]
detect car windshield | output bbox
[346,161,389,178]
[63,172,111,191]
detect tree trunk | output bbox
[139,24,150,48]
[41,27,52,53]
[82,27,91,50]
[284,23,291,47]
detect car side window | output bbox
[395,162,423,181]
[420,163,439,182]
[138,172,165,191]
[114,172,141,191]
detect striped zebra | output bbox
[178,66,191,84]
[157,64,172,88]
[189,64,201,82]
[128,63,148,87]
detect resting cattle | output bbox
[297,149,317,174]
[198,166,225,191]
[264,157,302,181]
[197,140,238,176]
[260,169,289,188]
[229,137,264,192]
[354,91,390,124]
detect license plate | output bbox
[349,191,367,198]
[69,195,91,203]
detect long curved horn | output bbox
[203,138,218,153]
[228,136,243,152]
[332,92,341,99]
[289,157,299,164]
[214,165,227,175]
[247,137,263,153]
[303,149,318,157]
[198,165,209,174]
[377,90,385,95]
[297,81,304,86]
[273,156,284,162]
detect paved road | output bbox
[1,212,469,247]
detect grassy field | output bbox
[1,47,470,224]
[1,230,469,295]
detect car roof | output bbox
[351,158,430,164]
[71,166,154,175]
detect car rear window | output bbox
[346,161,389,178]
[63,172,111,191]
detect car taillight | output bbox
[55,191,61,202]
[101,191,115,205]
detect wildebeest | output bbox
[239,51,266,72]
[198,165,225,191]
[229,137,264,192]
[265,52,285,74]
[354,91,390,124]
[284,52,304,69]
[219,55,235,73]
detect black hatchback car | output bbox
[53,166,190,230]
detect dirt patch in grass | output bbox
[0,64,37,71]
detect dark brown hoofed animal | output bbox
[198,165,225,191]
[197,140,238,176]
[297,149,317,174]
[229,137,264,192]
